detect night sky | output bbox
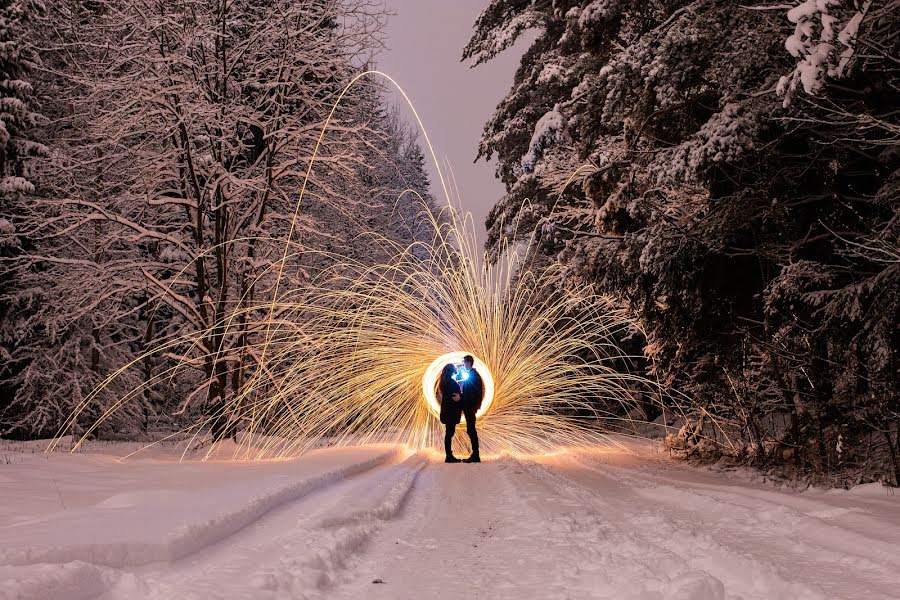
[379,0,532,249]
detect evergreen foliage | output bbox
[466,0,899,483]
[0,0,49,433]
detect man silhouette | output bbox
[458,354,483,463]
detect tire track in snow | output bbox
[558,453,900,598]
[499,457,825,600]
[518,455,899,599]
[245,454,427,597]
[103,452,427,600]
[0,446,407,570]
[330,456,623,600]
[1,447,410,600]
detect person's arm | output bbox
[443,381,460,402]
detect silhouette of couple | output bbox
[438,354,483,463]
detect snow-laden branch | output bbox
[777,0,873,106]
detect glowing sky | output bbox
[379,0,533,249]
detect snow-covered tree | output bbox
[769,0,899,480]
[0,0,45,195]
[300,80,440,273]
[466,0,899,481]
[0,0,51,435]
[1,0,442,439]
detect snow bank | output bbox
[0,562,104,600]
[0,445,406,569]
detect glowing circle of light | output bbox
[423,352,495,422]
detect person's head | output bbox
[463,355,474,369]
[441,363,457,383]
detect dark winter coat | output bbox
[439,377,463,425]
[460,368,485,412]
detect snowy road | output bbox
[2,440,899,600]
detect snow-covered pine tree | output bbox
[0,0,44,196]
[391,114,443,254]
[771,0,900,483]
[0,0,52,436]
[466,0,899,481]
[299,79,440,275]
[359,97,442,260]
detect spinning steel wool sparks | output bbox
[51,72,662,461]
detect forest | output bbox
[2,0,898,487]
[465,0,899,485]
[0,0,439,439]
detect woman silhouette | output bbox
[438,363,463,462]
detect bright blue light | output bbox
[457,369,470,381]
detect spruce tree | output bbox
[0,0,48,436]
[466,0,899,480]
[0,0,44,195]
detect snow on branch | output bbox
[463,1,544,66]
[521,105,566,174]
[777,0,873,106]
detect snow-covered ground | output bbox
[1,438,899,600]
